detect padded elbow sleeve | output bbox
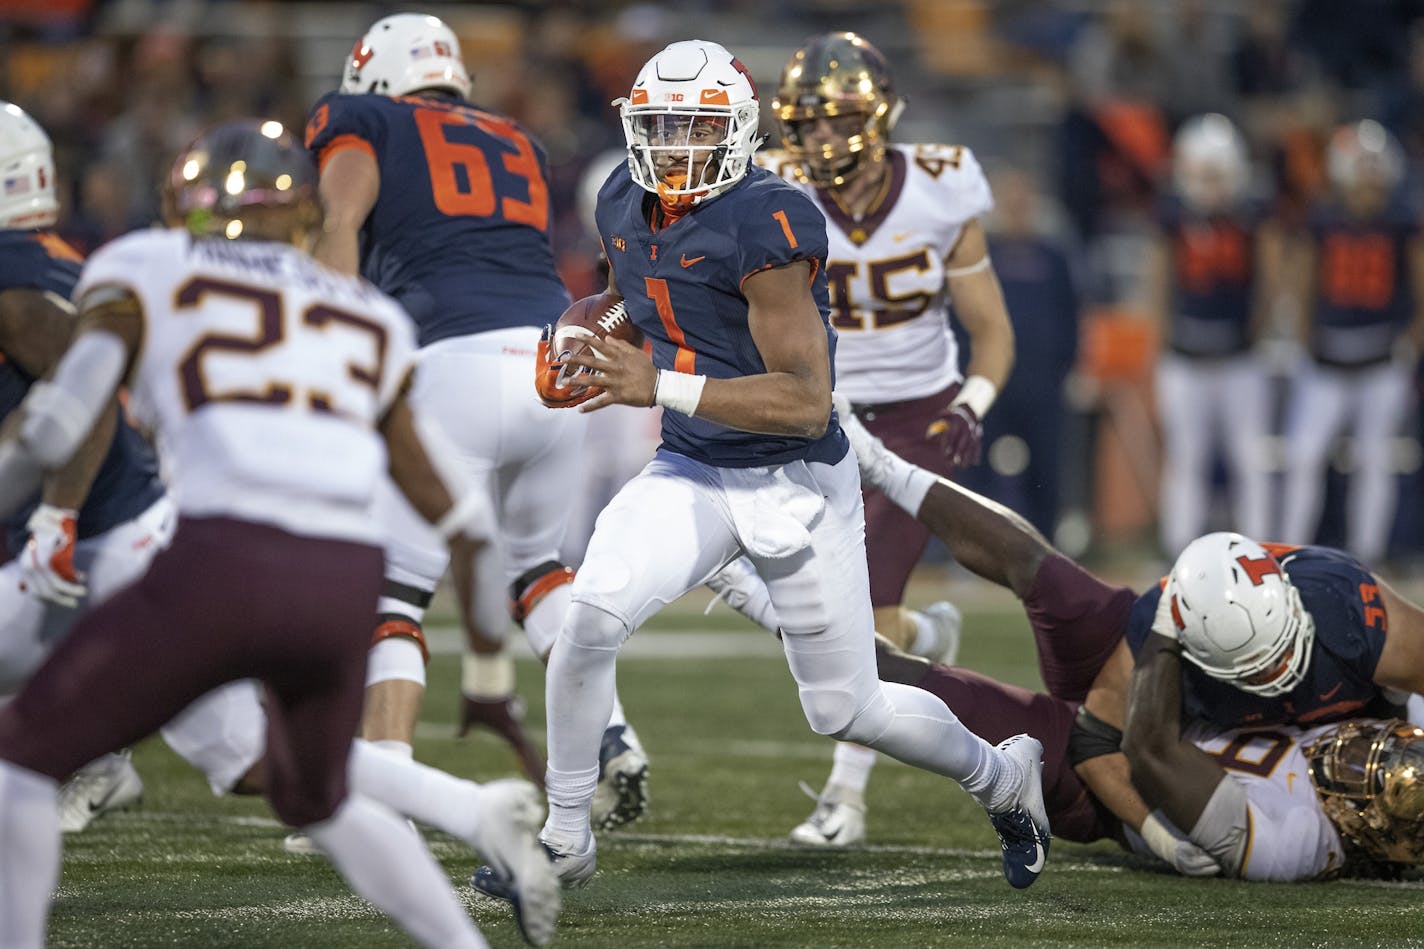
[19,330,127,468]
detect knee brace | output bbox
[369,578,434,665]
[509,560,575,626]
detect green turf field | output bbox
[48,581,1424,948]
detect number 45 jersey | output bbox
[304,91,570,346]
[74,230,417,545]
[760,144,992,404]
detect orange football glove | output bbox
[534,325,600,408]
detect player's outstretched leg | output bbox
[985,734,1050,889]
[55,750,143,833]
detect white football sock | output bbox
[0,761,59,949]
[305,795,487,949]
[543,602,624,849]
[348,739,481,840]
[370,739,413,759]
[825,742,877,797]
[607,692,627,731]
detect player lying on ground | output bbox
[712,396,1424,877]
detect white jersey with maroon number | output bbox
[74,229,416,544]
[759,143,993,403]
[1189,722,1346,881]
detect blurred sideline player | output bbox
[1144,114,1283,555]
[714,397,1424,847]
[1280,120,1424,564]
[743,30,1016,846]
[0,120,558,949]
[305,13,648,829]
[473,40,1051,904]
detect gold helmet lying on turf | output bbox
[772,31,904,187]
[1305,718,1424,865]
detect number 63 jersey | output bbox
[74,230,417,545]
[304,91,570,346]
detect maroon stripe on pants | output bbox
[855,382,961,608]
[0,516,383,827]
[1022,553,1137,704]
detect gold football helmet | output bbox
[1305,719,1424,865]
[772,32,904,187]
[162,119,320,245]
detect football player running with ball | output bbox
[305,13,648,829]
[472,40,1051,905]
[739,32,1016,845]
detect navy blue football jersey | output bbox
[595,163,846,468]
[1158,197,1259,358]
[304,91,570,347]
[1126,544,1389,728]
[0,230,163,559]
[1307,199,1418,368]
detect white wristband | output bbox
[951,374,997,418]
[653,369,706,416]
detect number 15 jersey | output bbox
[304,91,570,346]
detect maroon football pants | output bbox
[0,516,383,828]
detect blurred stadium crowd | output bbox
[4,0,1424,569]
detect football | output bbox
[550,293,641,389]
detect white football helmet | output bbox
[1173,113,1249,213]
[1166,532,1315,697]
[341,14,471,99]
[616,40,762,208]
[1327,119,1404,193]
[0,101,58,229]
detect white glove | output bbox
[1141,810,1221,877]
[1151,580,1180,642]
[20,504,86,608]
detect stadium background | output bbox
[4,3,1424,947]
[5,0,1424,572]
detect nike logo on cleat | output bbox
[1025,841,1046,874]
[680,254,705,268]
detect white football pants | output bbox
[544,448,999,834]
[1154,351,1273,556]
[1280,358,1413,565]
[375,327,586,658]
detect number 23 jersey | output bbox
[304,91,569,346]
[74,230,417,544]
[760,144,993,404]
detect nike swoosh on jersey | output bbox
[1319,682,1343,702]
[1025,841,1046,874]
[680,254,706,268]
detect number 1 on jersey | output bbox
[644,277,696,373]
